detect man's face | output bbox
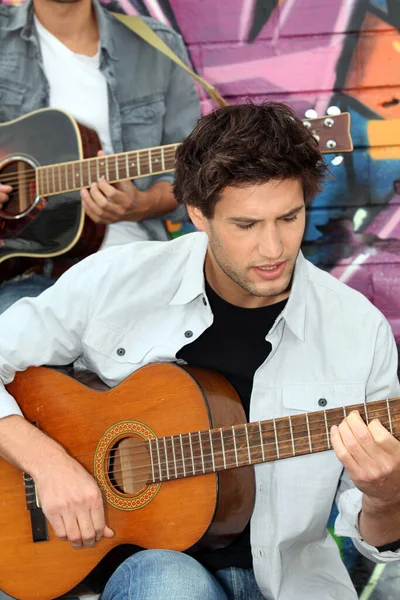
[188,179,306,308]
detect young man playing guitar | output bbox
[0,102,400,600]
[0,0,200,312]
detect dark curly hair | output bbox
[173,101,327,218]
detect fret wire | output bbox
[343,406,347,418]
[155,437,162,482]
[273,419,280,459]
[161,147,165,171]
[65,164,69,191]
[171,435,178,478]
[220,428,227,470]
[46,167,50,195]
[96,157,100,181]
[386,399,393,434]
[209,430,216,472]
[188,432,195,475]
[137,151,141,176]
[125,153,129,178]
[86,159,91,187]
[115,155,119,181]
[148,439,155,483]
[288,416,296,456]
[232,426,239,467]
[245,424,251,463]
[163,437,170,480]
[80,160,83,187]
[52,167,55,194]
[324,410,331,449]
[305,413,312,453]
[58,166,62,192]
[148,149,152,174]
[105,155,109,181]
[198,431,205,474]
[179,434,186,477]
[258,421,265,461]
[364,402,369,425]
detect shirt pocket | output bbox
[0,83,25,122]
[120,94,166,156]
[282,383,366,414]
[82,321,155,382]
[279,383,365,483]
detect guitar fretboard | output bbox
[36,144,178,197]
[146,398,400,483]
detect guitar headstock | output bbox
[302,107,353,161]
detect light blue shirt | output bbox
[0,232,399,599]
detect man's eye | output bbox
[282,214,298,223]
[237,223,255,230]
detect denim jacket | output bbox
[0,0,200,240]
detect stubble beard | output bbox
[208,235,294,299]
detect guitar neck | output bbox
[148,397,400,483]
[36,144,178,197]
[35,112,353,197]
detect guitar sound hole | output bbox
[108,436,151,495]
[0,158,37,217]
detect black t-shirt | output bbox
[177,281,288,571]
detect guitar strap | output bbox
[111,12,228,108]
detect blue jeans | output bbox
[101,550,266,600]
[0,273,55,314]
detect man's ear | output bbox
[187,205,208,232]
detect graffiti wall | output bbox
[101,0,400,346]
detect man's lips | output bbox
[252,260,287,280]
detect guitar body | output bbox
[0,109,105,282]
[0,364,254,600]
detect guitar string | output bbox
[21,410,400,495]
[26,402,394,466]
[0,149,179,187]
[22,416,400,500]
[0,114,345,186]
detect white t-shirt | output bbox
[35,17,150,248]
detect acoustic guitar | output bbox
[0,108,353,282]
[0,363,398,600]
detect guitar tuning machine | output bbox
[326,139,337,149]
[331,155,344,166]
[326,105,341,116]
[324,117,334,128]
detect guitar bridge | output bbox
[23,472,48,543]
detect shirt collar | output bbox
[169,232,209,305]
[6,0,118,61]
[280,251,308,341]
[170,234,309,341]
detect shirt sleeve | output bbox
[0,257,95,420]
[334,317,400,563]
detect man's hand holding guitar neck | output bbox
[0,414,114,549]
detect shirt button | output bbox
[184,330,193,338]
[202,297,207,306]
[117,347,126,356]
[318,397,327,407]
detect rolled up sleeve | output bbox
[334,317,400,562]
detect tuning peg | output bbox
[305,109,318,119]
[331,155,344,166]
[327,106,341,116]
